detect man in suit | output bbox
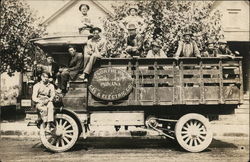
[175,31,201,58]
[57,45,84,93]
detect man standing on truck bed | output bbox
[57,45,84,93]
[175,31,201,58]
[32,72,55,127]
[79,27,106,80]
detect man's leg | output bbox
[47,101,54,122]
[61,70,70,92]
[84,55,99,75]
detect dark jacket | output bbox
[68,52,84,80]
[36,62,59,80]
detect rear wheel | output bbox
[40,113,79,152]
[175,113,213,152]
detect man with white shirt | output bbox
[79,27,107,80]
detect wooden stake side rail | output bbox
[88,57,243,107]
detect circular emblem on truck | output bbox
[88,68,133,101]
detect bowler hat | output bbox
[90,27,102,33]
[79,4,90,11]
[127,23,137,30]
[183,31,193,36]
[128,5,138,13]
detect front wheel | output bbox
[40,113,79,152]
[175,113,213,152]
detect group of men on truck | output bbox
[32,4,238,126]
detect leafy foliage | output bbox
[103,0,223,57]
[0,0,45,74]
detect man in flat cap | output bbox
[78,4,93,34]
[121,23,143,58]
[175,31,201,58]
[36,55,59,84]
[79,27,107,80]
[216,39,235,59]
[146,40,167,58]
[202,39,217,57]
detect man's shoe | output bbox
[79,74,86,80]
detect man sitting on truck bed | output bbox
[57,45,84,93]
[79,27,107,80]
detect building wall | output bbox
[212,1,249,41]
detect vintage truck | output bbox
[21,34,243,153]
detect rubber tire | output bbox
[40,113,79,152]
[175,113,213,152]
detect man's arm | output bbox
[193,42,201,57]
[99,39,107,57]
[175,41,182,58]
[48,84,55,102]
[32,84,40,103]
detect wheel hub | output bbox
[55,125,64,136]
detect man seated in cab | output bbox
[79,27,107,80]
[57,45,84,93]
[32,72,55,129]
[175,31,201,58]
[121,23,143,58]
[36,55,59,84]
[201,39,217,57]
[216,39,236,59]
[146,40,167,58]
[78,4,93,35]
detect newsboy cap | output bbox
[90,27,102,33]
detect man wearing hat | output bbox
[216,39,235,58]
[121,23,143,58]
[36,55,59,83]
[146,40,167,58]
[78,4,93,34]
[120,5,145,33]
[175,31,201,58]
[32,72,55,128]
[202,39,217,57]
[79,27,107,80]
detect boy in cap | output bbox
[32,72,55,127]
[79,27,107,80]
[78,4,93,34]
[216,39,235,59]
[121,23,143,58]
[202,39,217,57]
[146,40,167,58]
[175,31,201,58]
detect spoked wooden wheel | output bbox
[175,113,213,152]
[40,114,79,152]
